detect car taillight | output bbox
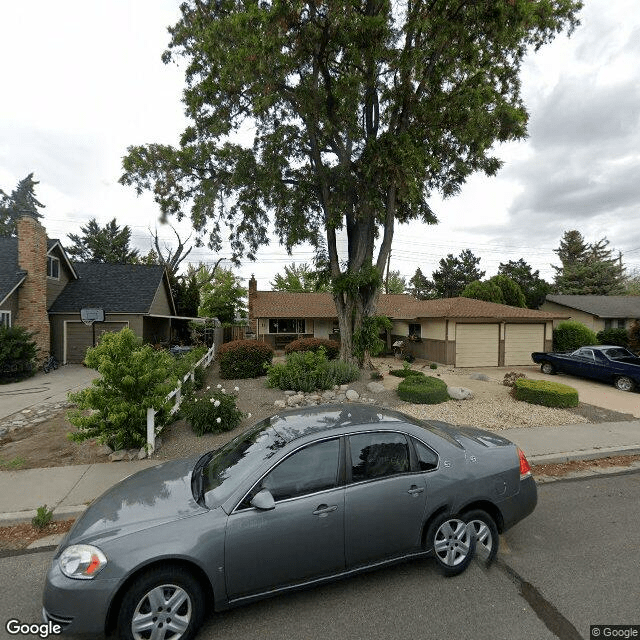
[518,448,532,479]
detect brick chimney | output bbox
[16,213,50,359]
[248,274,257,335]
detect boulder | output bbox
[274,400,286,409]
[469,373,491,382]
[367,382,386,394]
[346,389,360,401]
[447,386,474,400]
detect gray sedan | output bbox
[43,404,537,639]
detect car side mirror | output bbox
[250,488,275,511]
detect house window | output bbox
[0,311,10,328]
[47,256,60,279]
[408,323,422,339]
[604,319,625,330]
[268,318,305,334]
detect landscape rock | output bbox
[109,450,127,462]
[469,373,491,382]
[346,389,359,401]
[96,444,113,456]
[274,400,286,409]
[447,386,474,400]
[138,447,148,460]
[366,382,386,393]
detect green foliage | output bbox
[180,389,244,436]
[218,339,273,379]
[432,250,485,298]
[333,265,383,298]
[32,505,54,530]
[353,315,392,360]
[628,320,640,355]
[513,379,579,408]
[488,275,526,307]
[67,329,177,450]
[0,325,38,382]
[370,370,384,380]
[596,328,629,348]
[0,456,26,470]
[553,321,598,352]
[66,218,140,263]
[498,259,551,309]
[199,267,247,324]
[0,173,44,237]
[397,375,449,404]
[270,262,330,292]
[461,280,504,304]
[430,362,438,370]
[384,270,407,295]
[285,337,340,360]
[390,368,426,378]
[266,349,359,392]
[407,268,433,300]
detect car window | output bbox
[411,437,438,471]
[259,438,340,502]
[349,432,410,482]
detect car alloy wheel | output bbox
[614,376,634,392]
[426,514,476,577]
[463,509,499,565]
[118,568,204,640]
[541,362,556,375]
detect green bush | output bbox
[32,505,54,530]
[390,369,426,378]
[397,375,449,404]
[629,320,640,355]
[285,337,340,359]
[513,378,579,408]
[266,348,360,392]
[0,325,38,383]
[218,340,273,379]
[67,328,177,450]
[430,362,438,369]
[180,389,245,436]
[553,321,597,352]
[596,328,629,348]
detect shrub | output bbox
[0,325,38,383]
[218,340,273,379]
[390,369,426,378]
[629,320,640,355]
[503,371,526,387]
[370,370,384,380]
[430,362,438,370]
[553,321,597,352]
[513,378,579,408]
[67,328,177,451]
[397,375,449,404]
[180,389,245,436]
[285,337,340,359]
[266,348,359,392]
[596,328,629,348]
[32,505,54,529]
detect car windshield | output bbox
[602,347,634,360]
[202,419,287,508]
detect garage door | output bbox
[455,324,499,367]
[66,322,128,363]
[504,324,545,366]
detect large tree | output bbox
[0,173,45,236]
[498,258,551,308]
[384,269,407,294]
[120,0,580,363]
[66,218,140,264]
[407,267,433,300]
[270,262,330,292]
[198,266,247,324]
[431,249,484,298]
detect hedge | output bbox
[513,378,579,408]
[218,340,274,379]
[285,337,340,359]
[389,369,426,378]
[553,321,597,352]
[397,375,449,404]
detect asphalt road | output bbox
[1,470,638,640]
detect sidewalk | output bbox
[1,420,639,533]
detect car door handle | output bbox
[313,504,338,516]
[407,485,425,497]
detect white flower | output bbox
[221,388,226,394]
[214,400,220,407]
[216,384,222,389]
[206,386,211,390]
[209,398,214,403]
[216,417,222,424]
[247,413,252,418]
[234,386,239,392]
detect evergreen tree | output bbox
[270,263,330,292]
[488,274,526,307]
[407,268,433,300]
[0,173,45,236]
[432,250,485,298]
[498,259,551,308]
[461,280,503,304]
[66,218,140,264]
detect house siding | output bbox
[540,301,604,332]
[46,247,74,309]
[149,278,173,316]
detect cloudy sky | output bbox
[1,0,639,290]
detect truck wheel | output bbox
[614,376,634,392]
[540,362,556,375]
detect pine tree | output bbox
[0,173,45,236]
[407,268,433,300]
[432,250,484,298]
[66,218,140,264]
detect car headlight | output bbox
[59,545,107,579]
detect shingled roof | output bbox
[49,263,173,314]
[251,290,565,320]
[546,295,640,318]
[0,237,26,306]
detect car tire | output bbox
[614,376,635,392]
[540,362,556,375]
[117,566,205,640]
[425,513,476,577]
[463,509,499,565]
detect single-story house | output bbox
[247,276,568,367]
[1,213,193,363]
[540,295,640,332]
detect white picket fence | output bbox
[146,344,216,454]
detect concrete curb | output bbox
[529,445,640,466]
[0,504,87,527]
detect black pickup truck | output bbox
[531,345,640,392]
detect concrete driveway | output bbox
[479,364,640,418]
[0,364,97,420]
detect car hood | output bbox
[60,457,208,549]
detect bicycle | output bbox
[43,354,59,373]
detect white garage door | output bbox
[455,324,499,367]
[504,324,545,366]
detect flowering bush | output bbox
[180,386,246,436]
